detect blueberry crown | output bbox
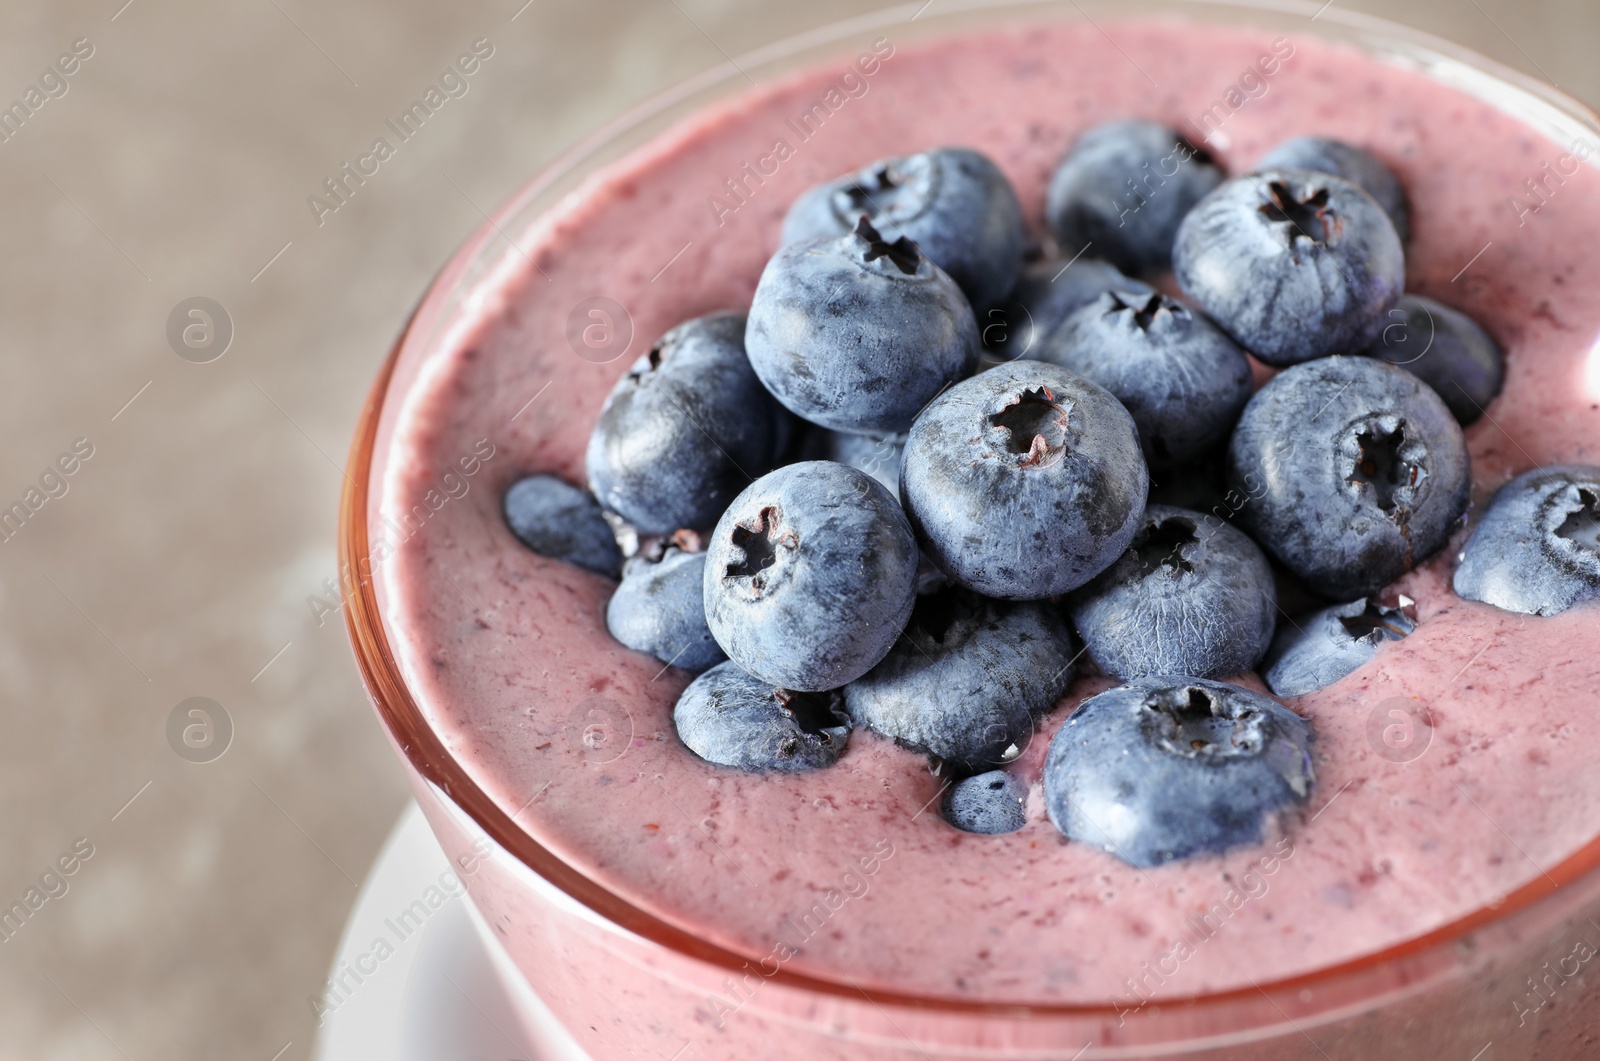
[990,387,1070,469]
[852,216,922,275]
[1258,180,1339,245]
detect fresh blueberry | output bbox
[746,217,980,435]
[942,770,1028,835]
[1173,168,1405,366]
[1045,120,1225,276]
[1043,678,1315,867]
[1263,596,1416,697]
[1454,464,1600,616]
[1362,294,1504,425]
[845,584,1076,773]
[503,474,622,578]
[586,312,788,535]
[900,360,1148,599]
[781,146,1026,310]
[1068,505,1276,680]
[606,548,725,673]
[1038,290,1253,469]
[983,257,1154,363]
[1255,136,1410,243]
[1226,356,1470,599]
[703,461,919,690]
[674,661,849,772]
[796,426,905,495]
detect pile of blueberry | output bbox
[505,122,1600,868]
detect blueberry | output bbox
[746,217,980,435]
[1068,505,1276,680]
[1362,294,1504,425]
[1226,356,1470,599]
[1038,290,1252,469]
[1255,136,1410,243]
[797,427,905,495]
[703,461,919,690]
[1173,168,1405,366]
[674,661,849,772]
[781,146,1026,310]
[1454,464,1600,616]
[900,360,1148,599]
[1043,678,1315,867]
[586,312,787,535]
[845,585,1076,773]
[942,770,1028,835]
[503,475,622,577]
[984,257,1154,363]
[606,548,725,673]
[1045,120,1225,276]
[1263,597,1416,697]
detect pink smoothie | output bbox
[366,17,1600,1056]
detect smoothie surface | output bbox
[370,19,1600,1005]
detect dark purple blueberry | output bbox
[1068,505,1276,680]
[503,474,622,577]
[983,257,1154,363]
[606,548,725,673]
[673,662,849,772]
[586,312,788,535]
[746,218,979,435]
[845,584,1076,773]
[1226,356,1470,599]
[1362,294,1504,425]
[1173,168,1404,366]
[1255,136,1410,243]
[1454,464,1600,616]
[1263,596,1416,697]
[942,770,1028,835]
[1043,678,1314,867]
[703,461,918,690]
[900,360,1148,599]
[1038,290,1252,469]
[1045,120,1225,276]
[781,146,1026,310]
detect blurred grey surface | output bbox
[0,1,1594,1058]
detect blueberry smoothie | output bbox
[365,17,1600,1058]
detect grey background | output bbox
[0,1,1592,1058]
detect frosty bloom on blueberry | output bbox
[1069,504,1277,680]
[1174,167,1405,365]
[1046,120,1225,276]
[503,473,623,578]
[781,146,1026,310]
[1227,355,1470,599]
[1264,596,1416,697]
[844,583,1077,774]
[1362,294,1505,425]
[586,312,790,535]
[606,547,725,674]
[900,360,1148,600]
[1043,678,1315,867]
[1039,289,1252,470]
[1253,135,1411,243]
[702,461,919,691]
[674,662,850,772]
[1454,464,1600,616]
[746,216,980,435]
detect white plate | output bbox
[313,802,591,1061]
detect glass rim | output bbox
[341,0,1600,1026]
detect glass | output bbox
[341,2,1600,1057]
